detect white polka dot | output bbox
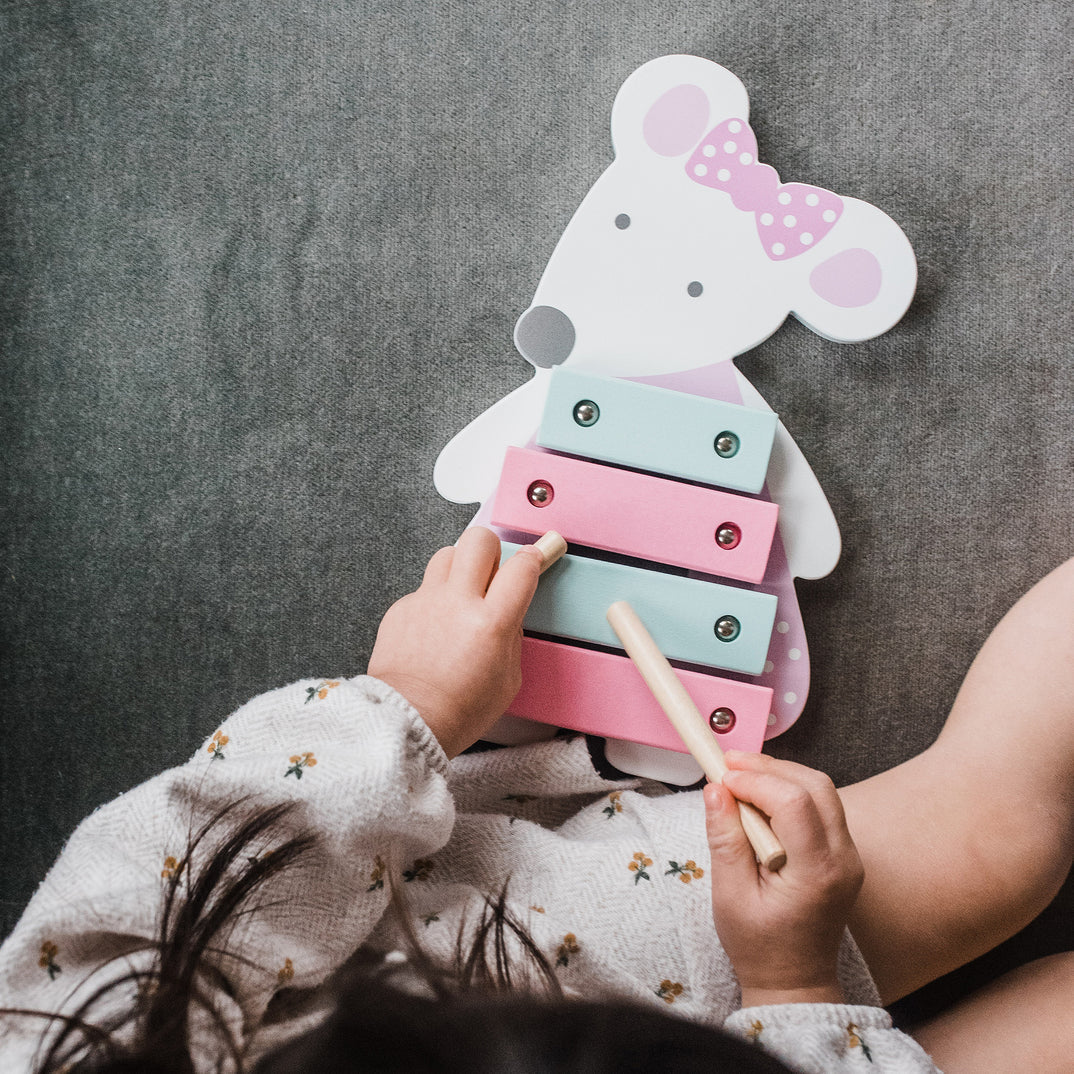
[763,660,775,673]
[717,169,731,182]
[702,144,716,157]
[767,713,778,726]
[723,140,737,153]
[783,691,798,705]
[778,191,792,205]
[776,621,790,634]
[728,120,742,133]
[788,648,801,661]
[805,193,819,206]
[783,214,796,228]
[800,232,813,245]
[759,212,774,226]
[694,164,708,177]
[771,242,785,255]
[822,209,837,222]
[739,152,753,165]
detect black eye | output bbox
[687,281,704,297]
[615,213,631,230]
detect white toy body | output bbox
[434,55,916,781]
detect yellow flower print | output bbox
[161,856,185,881]
[367,855,386,892]
[277,958,294,985]
[39,941,62,980]
[285,752,317,779]
[402,858,435,883]
[206,730,229,760]
[628,852,653,884]
[602,791,623,819]
[305,680,341,704]
[556,933,580,968]
[665,859,705,883]
[655,979,684,1004]
[847,1023,874,1062]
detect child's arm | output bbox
[0,528,540,1067]
[0,675,455,1069]
[707,752,942,1072]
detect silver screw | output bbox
[716,524,740,548]
[573,400,600,427]
[714,431,740,458]
[714,615,740,641]
[527,481,553,507]
[709,707,736,732]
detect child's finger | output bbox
[724,751,847,836]
[704,781,762,895]
[724,750,828,784]
[421,546,455,588]
[721,768,831,860]
[485,544,543,626]
[448,526,501,595]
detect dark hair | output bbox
[8,803,792,1074]
[11,799,318,1074]
[256,983,793,1074]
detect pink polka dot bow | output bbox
[685,118,844,261]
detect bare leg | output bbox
[840,557,1074,1003]
[910,952,1074,1072]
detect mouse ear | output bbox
[789,195,917,342]
[611,54,749,162]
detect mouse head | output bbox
[514,55,916,377]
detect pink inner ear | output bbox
[809,248,882,308]
[642,83,710,157]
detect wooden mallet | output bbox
[531,530,568,572]
[606,599,786,872]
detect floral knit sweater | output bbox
[0,676,941,1072]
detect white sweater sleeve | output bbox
[724,1004,941,1072]
[0,675,454,1070]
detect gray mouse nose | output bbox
[513,305,575,368]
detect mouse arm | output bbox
[733,367,840,581]
[433,369,553,506]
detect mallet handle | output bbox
[532,530,568,572]
[606,599,786,872]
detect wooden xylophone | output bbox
[490,367,784,761]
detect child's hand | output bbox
[704,752,865,1008]
[367,527,543,759]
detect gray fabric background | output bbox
[2,0,1072,1013]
